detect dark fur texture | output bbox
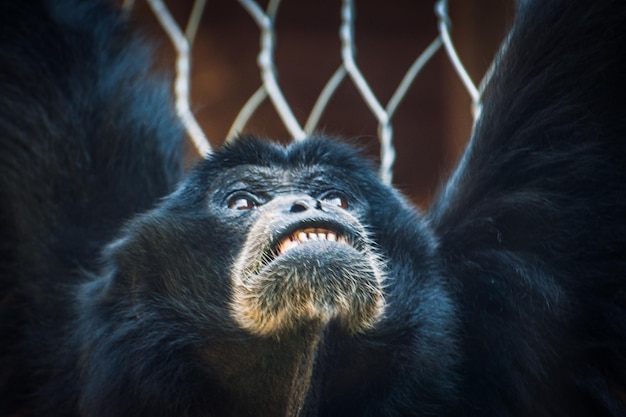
[1,0,625,416]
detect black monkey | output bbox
[1,0,625,416]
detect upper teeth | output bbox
[278,228,347,255]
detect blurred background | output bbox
[127,0,515,208]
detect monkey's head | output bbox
[105,136,388,338]
[186,136,385,337]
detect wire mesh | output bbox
[127,0,489,185]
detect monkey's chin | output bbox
[230,240,386,337]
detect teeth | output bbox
[276,228,348,255]
[279,238,299,253]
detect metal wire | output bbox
[132,0,483,184]
[237,0,307,141]
[146,0,212,156]
[435,0,479,103]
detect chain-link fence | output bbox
[123,0,511,192]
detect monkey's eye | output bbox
[228,195,258,210]
[321,193,349,209]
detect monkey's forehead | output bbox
[206,164,357,193]
[199,136,377,174]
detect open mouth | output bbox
[233,217,386,336]
[273,227,351,256]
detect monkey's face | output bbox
[220,165,386,337]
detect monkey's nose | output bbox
[290,199,322,213]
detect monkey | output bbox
[1,0,625,416]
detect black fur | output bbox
[1,0,625,416]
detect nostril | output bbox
[290,200,309,213]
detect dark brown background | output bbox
[129,0,515,208]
